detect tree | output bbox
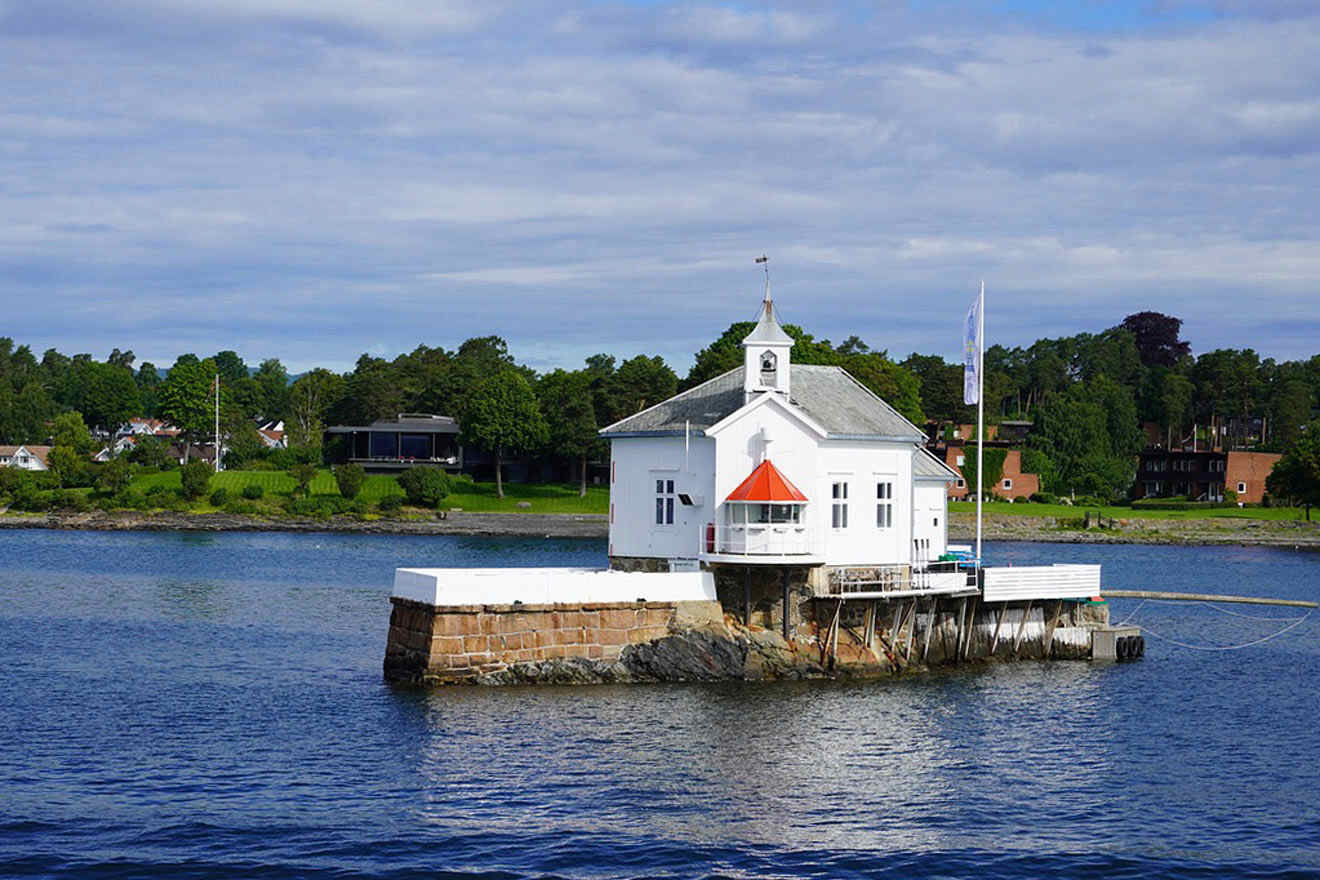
[1266,423,1320,520]
[1120,312,1191,368]
[614,355,678,418]
[180,460,212,500]
[1157,370,1195,448]
[333,463,366,499]
[212,350,248,384]
[460,371,547,498]
[96,457,133,494]
[537,369,598,496]
[65,360,140,431]
[158,356,218,462]
[136,362,162,417]
[252,358,290,422]
[288,462,317,497]
[47,445,87,489]
[50,411,94,454]
[288,368,345,451]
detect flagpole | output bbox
[976,280,984,562]
[215,374,221,473]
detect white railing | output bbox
[702,522,821,557]
[821,562,977,598]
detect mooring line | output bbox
[1134,608,1314,652]
[1198,601,1304,623]
[1115,599,1146,626]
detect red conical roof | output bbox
[725,459,808,503]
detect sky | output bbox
[2,0,1318,375]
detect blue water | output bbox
[1,530,1318,879]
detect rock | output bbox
[515,501,532,509]
[621,629,748,681]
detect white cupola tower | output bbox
[742,262,793,402]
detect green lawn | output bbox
[125,469,608,514]
[949,500,1309,521]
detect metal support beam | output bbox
[1042,599,1064,660]
[989,603,1006,656]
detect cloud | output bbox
[0,1,1318,373]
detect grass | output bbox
[123,469,608,514]
[949,500,1310,522]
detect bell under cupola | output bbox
[742,257,793,402]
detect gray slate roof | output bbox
[601,364,926,441]
[913,447,961,481]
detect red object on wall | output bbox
[705,523,715,553]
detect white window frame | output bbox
[875,479,893,529]
[955,478,965,488]
[1237,481,1247,494]
[831,480,849,529]
[956,454,965,467]
[653,476,675,526]
[1002,478,1013,491]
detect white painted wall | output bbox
[608,397,947,569]
[608,434,715,560]
[393,567,717,606]
[913,481,950,561]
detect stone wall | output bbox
[386,597,718,685]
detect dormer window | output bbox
[760,350,777,387]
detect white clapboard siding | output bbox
[981,564,1101,602]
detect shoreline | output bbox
[1,509,1317,547]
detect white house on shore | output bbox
[601,291,960,574]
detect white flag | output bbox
[963,287,981,405]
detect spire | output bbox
[743,256,792,345]
[742,254,793,400]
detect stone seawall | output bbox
[385,597,723,685]
[385,592,1112,686]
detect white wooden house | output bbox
[601,292,960,574]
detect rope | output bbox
[1134,608,1314,652]
[1198,601,1302,623]
[1115,599,1146,626]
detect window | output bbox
[1237,482,1247,494]
[1002,478,1013,491]
[654,478,675,525]
[759,350,778,387]
[956,479,965,488]
[875,481,893,528]
[831,481,849,529]
[956,455,965,467]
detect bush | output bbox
[209,487,230,507]
[146,483,174,499]
[396,466,451,507]
[180,460,212,500]
[223,499,261,516]
[282,496,324,518]
[333,463,366,499]
[11,484,53,512]
[106,488,148,511]
[1030,492,1057,504]
[96,457,134,495]
[378,494,404,513]
[1014,495,1031,504]
[288,462,317,497]
[54,490,91,512]
[241,483,264,500]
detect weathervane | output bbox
[755,254,770,303]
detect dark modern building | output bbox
[325,414,463,471]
